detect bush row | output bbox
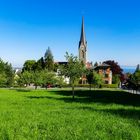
[62,84,118,88]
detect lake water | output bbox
[121,66,136,74]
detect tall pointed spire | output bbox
[79,16,86,47]
[78,16,87,65]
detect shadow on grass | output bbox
[77,106,140,120]
[26,89,140,107]
[48,90,140,107]
[15,89,31,92]
[25,89,140,121]
[27,96,53,99]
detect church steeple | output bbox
[79,17,87,64]
[79,17,86,46]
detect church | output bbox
[78,17,112,84]
[57,17,112,85]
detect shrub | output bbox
[62,84,118,88]
[102,84,118,88]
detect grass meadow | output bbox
[0,88,140,140]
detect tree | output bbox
[112,74,120,84]
[32,71,43,89]
[86,69,94,90]
[22,60,36,72]
[0,58,14,87]
[133,65,140,86]
[44,47,54,71]
[18,71,33,87]
[54,63,59,72]
[60,52,85,99]
[93,71,103,88]
[132,70,140,85]
[41,69,57,88]
[135,64,140,73]
[56,76,65,88]
[35,57,45,71]
[0,72,6,87]
[4,63,14,87]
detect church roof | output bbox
[93,63,111,70]
[79,17,86,48]
[55,62,68,65]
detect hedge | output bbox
[62,84,118,88]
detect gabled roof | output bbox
[93,63,111,70]
[55,62,68,65]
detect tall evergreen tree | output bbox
[135,64,140,73]
[35,57,45,71]
[44,47,54,71]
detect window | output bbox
[105,80,108,84]
[105,74,108,78]
[82,50,84,58]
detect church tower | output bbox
[79,17,87,65]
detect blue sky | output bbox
[0,0,140,67]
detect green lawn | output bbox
[0,88,140,140]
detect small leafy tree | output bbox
[93,71,103,88]
[132,70,140,85]
[112,74,120,84]
[42,69,57,88]
[18,71,33,87]
[60,52,85,99]
[56,76,65,88]
[32,71,43,89]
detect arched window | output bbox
[82,50,84,58]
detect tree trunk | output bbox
[35,85,37,90]
[90,84,92,98]
[90,84,92,91]
[72,82,75,100]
